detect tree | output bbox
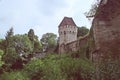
[5,27,14,51]
[33,40,42,52]
[40,33,57,52]
[28,29,35,41]
[84,0,101,18]
[77,26,89,38]
[28,29,42,53]
[24,54,95,80]
[0,50,4,67]
[2,34,34,70]
[13,34,33,55]
[5,27,14,40]
[0,39,6,52]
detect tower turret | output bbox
[58,17,78,53]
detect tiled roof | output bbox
[58,17,76,27]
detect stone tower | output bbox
[58,17,78,53]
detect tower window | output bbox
[64,31,66,35]
[73,31,74,34]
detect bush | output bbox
[0,50,4,67]
[0,70,29,80]
[59,56,95,80]
[24,54,95,80]
[24,54,65,80]
[24,58,45,80]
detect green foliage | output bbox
[76,29,95,59]
[77,26,89,38]
[3,34,33,63]
[33,40,42,52]
[13,34,33,54]
[24,54,95,80]
[0,28,43,72]
[40,33,57,52]
[24,55,64,80]
[2,34,34,70]
[5,27,14,40]
[59,56,94,80]
[28,29,43,52]
[75,40,89,59]
[0,39,6,51]
[0,28,96,80]
[0,50,4,67]
[3,48,18,65]
[0,70,29,80]
[28,29,35,41]
[24,56,44,76]
[0,50,4,56]
[84,0,100,18]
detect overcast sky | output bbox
[0,0,94,39]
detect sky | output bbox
[0,0,95,39]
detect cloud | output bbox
[0,17,6,22]
[0,0,94,39]
[37,0,67,16]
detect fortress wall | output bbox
[91,0,120,58]
[65,36,89,53]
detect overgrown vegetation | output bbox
[0,53,95,80]
[84,0,101,18]
[0,28,43,72]
[77,26,89,38]
[0,23,120,80]
[40,33,57,53]
[0,28,96,80]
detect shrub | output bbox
[0,70,29,80]
[24,54,95,80]
[0,50,4,67]
[59,57,95,80]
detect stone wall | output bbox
[90,1,120,79]
[91,0,120,59]
[58,25,78,53]
[58,0,120,60]
[58,17,78,53]
[64,35,89,53]
[59,25,77,45]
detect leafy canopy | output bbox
[40,33,57,52]
[77,26,89,38]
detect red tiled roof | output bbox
[58,17,76,27]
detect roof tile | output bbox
[59,17,76,27]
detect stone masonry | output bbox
[91,0,120,60]
[58,17,78,53]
